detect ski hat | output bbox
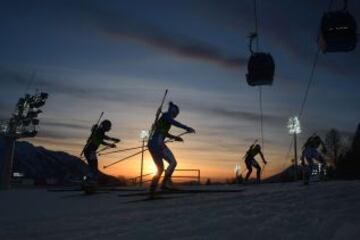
[101,119,112,131]
[168,101,179,115]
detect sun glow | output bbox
[144,159,158,176]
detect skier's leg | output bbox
[244,157,253,181]
[253,160,261,183]
[314,150,326,179]
[304,156,314,185]
[149,148,164,194]
[92,153,99,182]
[301,151,306,183]
[161,146,177,188]
[303,148,313,185]
[84,150,98,183]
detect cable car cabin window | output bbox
[246,53,275,86]
[319,11,357,53]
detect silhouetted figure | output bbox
[301,134,326,185]
[148,102,195,195]
[83,120,120,185]
[244,144,267,183]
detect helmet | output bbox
[254,144,261,151]
[168,102,179,116]
[101,119,112,131]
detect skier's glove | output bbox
[174,136,184,142]
[186,127,196,134]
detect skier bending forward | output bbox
[301,134,326,185]
[244,143,267,183]
[148,102,195,195]
[83,120,120,185]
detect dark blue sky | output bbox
[1,0,359,178]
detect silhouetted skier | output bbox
[301,134,326,185]
[148,102,195,195]
[83,120,120,185]
[244,143,267,183]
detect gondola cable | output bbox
[252,0,265,151]
[282,0,340,168]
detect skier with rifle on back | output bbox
[244,141,267,183]
[148,90,195,197]
[301,133,327,185]
[82,117,120,187]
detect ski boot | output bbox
[303,170,310,185]
[82,176,97,194]
[160,178,179,192]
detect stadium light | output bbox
[287,116,301,134]
[140,130,149,140]
[139,130,149,186]
[0,90,48,189]
[287,116,301,181]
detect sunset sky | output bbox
[1,0,359,180]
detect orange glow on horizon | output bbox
[30,136,289,182]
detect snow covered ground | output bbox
[1,181,360,240]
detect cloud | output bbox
[41,120,89,131]
[69,2,248,69]
[0,69,144,103]
[104,30,247,69]
[203,107,283,124]
[185,100,285,125]
[37,129,79,140]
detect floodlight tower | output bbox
[139,130,149,186]
[0,91,48,189]
[287,116,301,181]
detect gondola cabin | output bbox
[319,11,357,53]
[246,52,275,86]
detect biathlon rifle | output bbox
[80,112,104,157]
[149,89,168,138]
[241,139,258,159]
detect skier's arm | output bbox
[101,141,116,148]
[102,134,119,148]
[104,135,121,143]
[165,115,195,133]
[259,151,267,164]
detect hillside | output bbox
[0,137,118,184]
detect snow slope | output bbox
[1,181,360,240]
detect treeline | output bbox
[325,123,360,179]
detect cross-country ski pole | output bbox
[99,145,146,156]
[103,131,191,169]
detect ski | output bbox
[48,187,83,192]
[124,195,183,203]
[118,188,245,197]
[48,186,146,192]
